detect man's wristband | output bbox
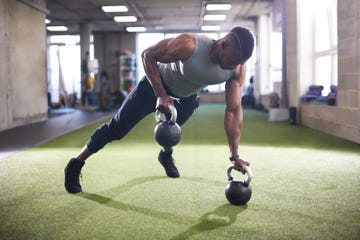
[229,154,239,161]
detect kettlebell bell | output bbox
[154,105,181,148]
[225,164,253,205]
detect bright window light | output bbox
[114,16,137,22]
[201,25,221,31]
[126,27,146,32]
[206,4,232,11]
[46,26,68,31]
[204,15,226,21]
[45,19,51,24]
[101,6,128,12]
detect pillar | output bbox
[80,22,92,105]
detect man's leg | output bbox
[158,94,200,178]
[65,78,157,193]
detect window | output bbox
[270,32,282,93]
[136,33,164,81]
[313,0,337,93]
[48,35,94,103]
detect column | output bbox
[80,22,92,105]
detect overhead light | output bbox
[206,4,232,11]
[204,14,226,21]
[114,16,137,22]
[201,25,221,31]
[46,26,68,31]
[45,19,51,24]
[126,27,146,32]
[101,5,128,12]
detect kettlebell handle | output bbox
[227,164,252,186]
[155,104,177,123]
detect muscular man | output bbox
[64,26,255,193]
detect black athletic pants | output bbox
[86,76,200,153]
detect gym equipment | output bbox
[225,164,253,205]
[289,107,297,125]
[154,105,181,148]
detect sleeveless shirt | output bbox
[158,35,234,97]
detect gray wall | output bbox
[0,0,47,131]
[93,32,136,92]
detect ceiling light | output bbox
[201,25,221,31]
[101,6,128,12]
[46,26,68,31]
[45,19,51,24]
[206,4,232,11]
[204,15,226,21]
[114,16,137,22]
[126,27,146,32]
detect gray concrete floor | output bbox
[0,108,114,159]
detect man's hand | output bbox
[232,158,250,174]
[156,96,174,114]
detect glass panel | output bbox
[314,10,331,52]
[270,32,282,70]
[58,45,81,96]
[314,0,337,51]
[315,56,331,93]
[328,0,337,46]
[50,35,80,45]
[332,54,338,86]
[49,45,60,103]
[313,0,337,94]
[136,33,165,80]
[48,35,82,104]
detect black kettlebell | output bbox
[154,105,181,148]
[225,164,253,205]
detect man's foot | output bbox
[64,158,85,193]
[158,149,180,178]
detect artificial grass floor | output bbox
[0,104,359,240]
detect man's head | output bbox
[216,26,254,69]
[230,27,254,62]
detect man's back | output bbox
[159,35,234,97]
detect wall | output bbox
[256,15,271,96]
[93,32,136,92]
[199,92,226,103]
[284,0,299,108]
[297,0,360,143]
[0,0,47,132]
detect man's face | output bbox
[218,33,244,70]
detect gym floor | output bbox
[0,108,113,159]
[0,104,359,240]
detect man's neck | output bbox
[209,41,220,64]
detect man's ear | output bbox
[221,39,229,49]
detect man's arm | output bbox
[224,64,250,171]
[141,34,195,113]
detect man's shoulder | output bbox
[176,33,196,42]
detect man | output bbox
[64,26,255,194]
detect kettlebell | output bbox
[225,164,253,205]
[154,105,181,148]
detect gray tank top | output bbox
[159,35,234,97]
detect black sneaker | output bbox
[158,149,180,178]
[64,158,85,193]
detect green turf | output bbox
[1,104,359,240]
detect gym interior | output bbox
[0,0,359,239]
